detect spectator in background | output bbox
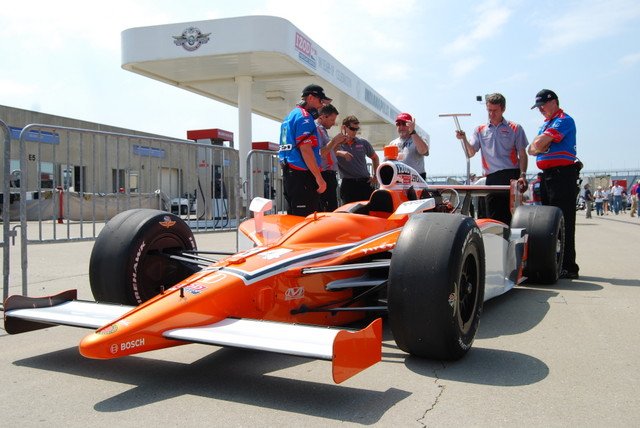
[388,112,429,179]
[336,115,380,203]
[603,185,611,215]
[594,186,605,216]
[611,181,624,215]
[456,93,528,224]
[583,183,593,218]
[630,179,639,217]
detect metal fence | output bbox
[246,149,285,214]
[2,123,247,299]
[2,119,12,300]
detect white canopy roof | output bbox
[121,15,422,150]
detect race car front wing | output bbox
[4,290,382,384]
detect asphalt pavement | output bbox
[1,209,639,427]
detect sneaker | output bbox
[559,269,579,279]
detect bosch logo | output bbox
[120,338,145,351]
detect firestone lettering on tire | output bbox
[132,241,146,303]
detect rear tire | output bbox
[511,205,564,284]
[89,209,197,305]
[388,213,485,360]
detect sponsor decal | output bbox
[361,243,395,255]
[260,248,293,260]
[184,283,206,295]
[284,287,304,301]
[110,344,118,355]
[172,27,211,51]
[295,32,316,68]
[159,216,176,228]
[97,324,118,335]
[118,338,145,352]
[199,272,227,284]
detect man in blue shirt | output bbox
[279,84,331,216]
[528,89,581,279]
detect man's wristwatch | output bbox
[410,130,417,135]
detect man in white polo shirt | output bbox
[455,93,529,224]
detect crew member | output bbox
[336,115,380,203]
[456,93,528,224]
[527,89,581,280]
[278,84,331,216]
[316,104,347,211]
[389,112,429,179]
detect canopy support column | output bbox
[235,75,253,205]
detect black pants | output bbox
[541,164,580,274]
[283,166,320,217]
[340,178,374,204]
[485,168,520,225]
[320,170,339,211]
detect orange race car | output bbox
[3,158,564,384]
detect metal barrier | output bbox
[4,123,242,297]
[2,119,12,301]
[246,149,285,213]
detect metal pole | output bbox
[439,113,471,184]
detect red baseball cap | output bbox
[395,112,413,124]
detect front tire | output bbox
[89,209,197,305]
[388,213,485,360]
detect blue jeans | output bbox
[595,201,603,215]
[613,195,622,214]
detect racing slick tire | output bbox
[388,213,485,360]
[511,205,564,284]
[89,209,197,305]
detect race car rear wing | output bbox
[4,290,382,384]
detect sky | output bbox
[1,0,639,177]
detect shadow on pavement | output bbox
[404,347,549,387]
[14,346,410,424]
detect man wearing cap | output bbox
[336,115,380,203]
[527,89,581,279]
[316,104,347,211]
[389,112,429,179]
[278,84,331,216]
[455,93,529,225]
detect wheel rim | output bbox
[457,252,480,334]
[134,234,191,302]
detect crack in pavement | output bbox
[417,363,446,426]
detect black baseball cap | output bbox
[531,89,558,109]
[301,84,332,102]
